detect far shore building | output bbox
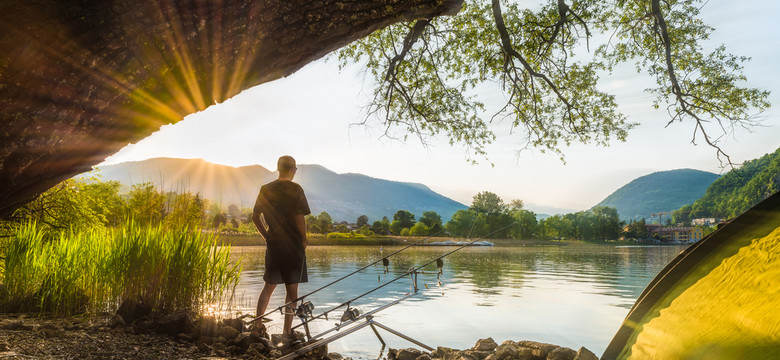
[691,218,718,227]
[646,225,704,244]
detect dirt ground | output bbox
[0,314,235,359]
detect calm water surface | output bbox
[227,243,684,358]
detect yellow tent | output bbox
[603,191,780,359]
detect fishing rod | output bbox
[251,229,447,322]
[277,222,518,360]
[291,222,516,333]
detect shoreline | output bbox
[218,234,570,247]
[0,314,599,360]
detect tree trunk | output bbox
[0,0,463,218]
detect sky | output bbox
[103,0,780,214]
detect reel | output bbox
[341,307,360,322]
[296,301,315,318]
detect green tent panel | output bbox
[603,191,780,359]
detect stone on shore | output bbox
[574,347,599,360]
[392,338,597,360]
[157,309,194,336]
[547,346,577,360]
[474,338,498,352]
[115,299,151,324]
[389,347,425,360]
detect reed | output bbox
[0,221,240,316]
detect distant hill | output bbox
[85,158,467,222]
[595,169,719,221]
[674,147,780,221]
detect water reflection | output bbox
[228,244,683,358]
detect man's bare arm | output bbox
[294,214,307,248]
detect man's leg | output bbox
[283,283,299,336]
[255,282,276,328]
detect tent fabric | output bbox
[603,191,780,359]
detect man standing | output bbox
[252,155,310,341]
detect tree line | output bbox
[9,178,631,241]
[307,191,626,241]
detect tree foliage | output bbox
[12,179,124,231]
[356,214,369,228]
[538,206,623,241]
[445,209,489,237]
[338,0,769,164]
[10,179,211,232]
[390,210,416,234]
[128,183,165,226]
[419,210,444,234]
[673,147,780,222]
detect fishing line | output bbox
[290,221,517,332]
[253,229,447,321]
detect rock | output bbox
[396,348,425,360]
[227,345,245,355]
[221,318,245,333]
[463,350,491,360]
[269,349,283,358]
[515,341,559,359]
[573,347,598,360]
[193,317,220,338]
[456,353,477,360]
[116,299,151,324]
[197,336,217,345]
[258,337,274,350]
[474,338,498,352]
[326,353,344,360]
[547,347,577,360]
[232,332,264,348]
[39,327,64,338]
[291,339,328,360]
[211,342,227,352]
[432,346,458,359]
[494,343,519,360]
[157,309,194,336]
[132,318,155,334]
[484,354,496,360]
[109,313,126,328]
[217,325,239,340]
[416,355,432,360]
[177,333,193,342]
[1,320,32,331]
[248,342,268,354]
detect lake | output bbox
[225,243,685,358]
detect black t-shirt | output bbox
[253,179,311,254]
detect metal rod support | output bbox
[371,320,434,351]
[311,293,417,340]
[277,321,374,360]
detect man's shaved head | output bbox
[277,155,297,177]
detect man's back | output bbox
[254,179,309,253]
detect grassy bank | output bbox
[0,222,240,316]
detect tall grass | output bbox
[0,221,240,316]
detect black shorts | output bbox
[263,247,308,285]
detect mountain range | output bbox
[85,158,467,222]
[85,157,759,225]
[594,169,720,221]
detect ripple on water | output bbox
[228,244,684,357]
